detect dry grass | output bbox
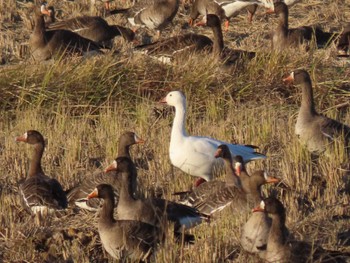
[0,0,350,262]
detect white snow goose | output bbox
[159,90,266,184]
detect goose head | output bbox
[273,2,288,15]
[120,131,145,146]
[159,91,186,107]
[283,69,311,86]
[15,130,45,145]
[87,184,114,200]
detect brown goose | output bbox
[253,197,350,262]
[175,144,242,207]
[134,33,213,61]
[136,14,255,64]
[125,0,179,35]
[269,2,338,51]
[15,130,67,216]
[87,184,160,261]
[29,9,103,61]
[66,131,144,211]
[105,157,209,241]
[283,69,350,154]
[188,149,278,216]
[45,7,135,45]
[235,155,279,254]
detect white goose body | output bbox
[160,91,266,181]
[218,0,260,18]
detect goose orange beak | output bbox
[265,8,275,14]
[159,96,167,103]
[87,188,98,199]
[252,206,264,212]
[283,72,294,84]
[104,160,117,173]
[265,177,280,184]
[15,133,27,142]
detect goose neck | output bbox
[171,102,187,143]
[300,81,317,116]
[119,172,137,203]
[28,143,45,177]
[100,192,115,223]
[34,15,46,36]
[268,213,286,246]
[211,23,224,56]
[117,145,131,159]
[278,9,288,29]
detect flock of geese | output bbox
[12,0,350,262]
[15,87,350,262]
[28,0,350,62]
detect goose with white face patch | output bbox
[283,69,350,155]
[15,130,67,221]
[159,90,266,184]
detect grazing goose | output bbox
[45,8,135,45]
[87,184,161,261]
[283,69,350,154]
[253,197,350,262]
[159,90,266,183]
[104,157,209,242]
[29,9,103,61]
[191,151,278,216]
[125,0,180,36]
[66,131,144,211]
[269,2,338,51]
[15,130,67,218]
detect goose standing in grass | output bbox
[283,69,350,155]
[104,157,209,242]
[87,184,161,261]
[66,131,144,211]
[268,2,338,51]
[159,90,266,184]
[15,130,67,221]
[43,5,135,45]
[29,9,103,61]
[253,197,350,262]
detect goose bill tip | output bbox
[87,189,98,199]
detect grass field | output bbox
[0,0,350,262]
